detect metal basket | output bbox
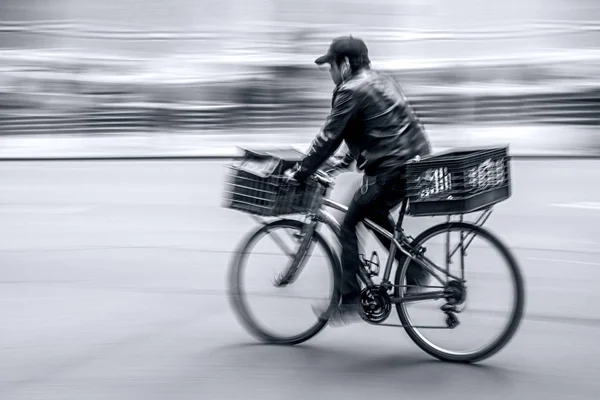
[222,148,326,217]
[404,146,512,216]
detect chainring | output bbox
[359,285,392,324]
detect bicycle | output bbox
[223,146,525,363]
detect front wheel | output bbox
[394,222,525,363]
[229,218,341,345]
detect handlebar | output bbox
[283,163,347,188]
[311,169,335,186]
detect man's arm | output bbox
[293,87,359,181]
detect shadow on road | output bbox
[207,341,516,388]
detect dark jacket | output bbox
[294,68,431,181]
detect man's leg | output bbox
[320,174,426,325]
[339,173,408,303]
[364,203,428,287]
[338,184,378,305]
[317,176,383,325]
[362,176,430,290]
[360,172,404,257]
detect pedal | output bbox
[440,303,457,313]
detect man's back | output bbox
[340,69,431,175]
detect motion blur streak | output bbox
[1,0,600,148]
[1,0,600,398]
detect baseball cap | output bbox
[314,35,370,66]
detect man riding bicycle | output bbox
[287,36,433,325]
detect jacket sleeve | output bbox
[294,87,359,181]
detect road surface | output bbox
[1,159,600,399]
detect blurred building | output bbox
[1,0,600,135]
[1,0,599,60]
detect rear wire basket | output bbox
[222,148,327,217]
[404,146,512,216]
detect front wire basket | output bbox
[223,165,326,217]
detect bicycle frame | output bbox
[250,175,494,305]
[318,198,440,298]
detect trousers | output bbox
[338,168,415,303]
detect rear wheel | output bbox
[394,222,525,363]
[229,218,341,345]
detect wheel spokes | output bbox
[397,223,523,359]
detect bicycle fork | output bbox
[273,219,318,287]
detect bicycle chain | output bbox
[361,304,461,329]
[368,323,452,329]
[362,318,458,330]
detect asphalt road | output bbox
[1,159,600,399]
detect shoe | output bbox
[312,301,362,327]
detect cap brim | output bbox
[314,54,332,65]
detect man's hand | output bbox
[325,154,353,174]
[283,165,303,188]
[283,168,298,184]
[329,157,351,172]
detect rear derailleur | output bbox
[441,280,467,329]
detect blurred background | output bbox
[2,2,600,399]
[1,0,600,155]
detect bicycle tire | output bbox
[394,221,526,363]
[228,218,342,345]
